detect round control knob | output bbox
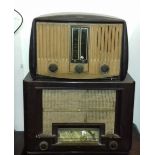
[75,65,84,73]
[39,141,49,151]
[109,141,118,150]
[101,64,109,73]
[49,64,58,72]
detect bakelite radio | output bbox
[29,14,128,80]
[24,13,135,155]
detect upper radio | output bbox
[29,13,128,80]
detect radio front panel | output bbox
[36,22,123,79]
[23,73,135,154]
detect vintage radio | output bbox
[29,13,128,80]
[23,73,135,155]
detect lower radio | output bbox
[23,73,135,155]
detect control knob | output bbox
[49,64,58,72]
[39,141,49,151]
[75,65,84,73]
[109,141,118,150]
[101,64,109,73]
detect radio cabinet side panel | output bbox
[29,19,37,80]
[23,81,42,150]
[120,22,128,80]
[119,82,135,151]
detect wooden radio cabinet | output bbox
[23,73,135,155]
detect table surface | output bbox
[14,124,140,155]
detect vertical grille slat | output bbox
[46,24,50,59]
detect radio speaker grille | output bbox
[36,23,70,75]
[42,90,116,135]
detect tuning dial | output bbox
[109,141,118,150]
[75,65,84,73]
[101,64,109,73]
[49,64,58,72]
[39,141,49,151]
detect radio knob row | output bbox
[49,64,110,73]
[39,140,118,151]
